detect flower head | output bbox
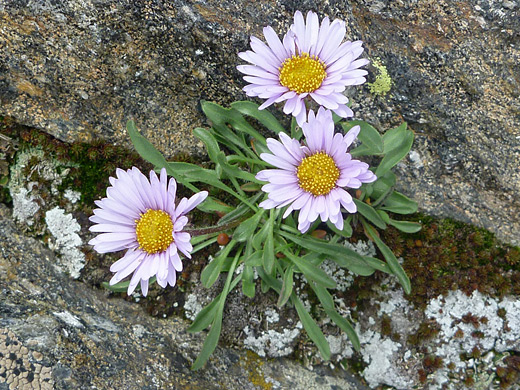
[256,108,376,233]
[238,10,369,126]
[89,167,208,296]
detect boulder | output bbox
[0,204,363,390]
[0,0,519,245]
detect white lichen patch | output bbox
[52,311,84,329]
[329,283,520,389]
[64,189,81,204]
[344,239,376,257]
[184,293,204,321]
[0,327,54,390]
[11,187,40,226]
[320,258,354,292]
[8,147,80,230]
[425,290,520,377]
[265,308,279,324]
[243,322,302,358]
[45,207,85,278]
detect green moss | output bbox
[407,320,441,346]
[381,214,520,309]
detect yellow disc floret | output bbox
[135,209,174,254]
[279,52,326,94]
[297,152,340,196]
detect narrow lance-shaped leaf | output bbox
[277,265,294,308]
[201,240,237,288]
[127,120,169,169]
[193,127,221,163]
[292,294,331,361]
[233,209,265,242]
[381,191,418,214]
[311,283,360,351]
[353,198,387,229]
[192,254,241,370]
[231,101,284,134]
[362,221,411,294]
[284,251,337,289]
[188,275,241,333]
[376,130,414,177]
[342,121,383,155]
[263,210,275,274]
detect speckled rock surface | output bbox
[0,203,363,390]
[0,0,519,247]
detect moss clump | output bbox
[407,319,441,346]
[382,215,520,309]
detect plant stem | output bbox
[185,218,244,236]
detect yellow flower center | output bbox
[279,52,326,94]
[297,152,339,196]
[135,209,174,254]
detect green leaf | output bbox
[242,265,256,298]
[311,284,360,351]
[188,298,220,333]
[244,250,264,267]
[192,237,218,255]
[196,197,234,214]
[233,209,265,242]
[241,182,262,192]
[349,144,373,157]
[126,120,169,169]
[388,219,422,233]
[326,217,353,238]
[102,280,130,293]
[354,199,387,229]
[231,101,284,134]
[188,275,241,333]
[201,240,237,288]
[292,295,331,360]
[382,122,407,153]
[285,251,336,289]
[376,129,414,177]
[193,127,221,163]
[192,254,241,370]
[279,231,377,276]
[252,221,270,251]
[202,101,266,151]
[327,309,360,351]
[342,121,383,154]
[363,222,411,294]
[370,171,397,204]
[102,277,157,293]
[216,152,263,183]
[381,191,418,214]
[263,211,275,274]
[361,256,393,274]
[277,265,294,307]
[217,192,264,226]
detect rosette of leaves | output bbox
[125,101,419,369]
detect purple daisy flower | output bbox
[238,10,369,126]
[256,108,376,233]
[89,167,208,296]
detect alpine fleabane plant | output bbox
[257,107,376,233]
[89,167,208,296]
[94,8,420,373]
[238,10,369,125]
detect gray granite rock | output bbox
[0,0,519,245]
[0,204,364,390]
